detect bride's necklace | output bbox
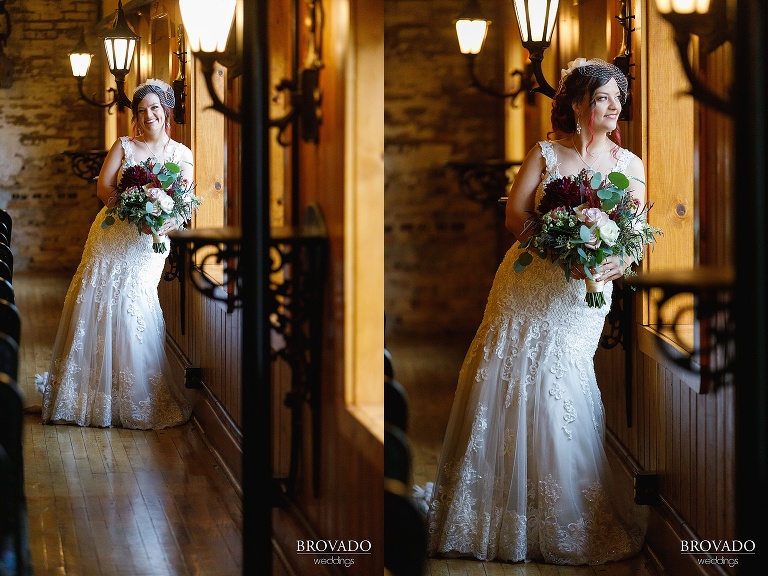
[141,137,169,162]
[572,139,607,170]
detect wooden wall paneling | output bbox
[652,364,661,472]
[647,360,658,471]
[663,366,673,502]
[624,346,649,463]
[697,390,710,536]
[725,384,735,540]
[688,390,698,525]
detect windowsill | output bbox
[341,403,385,471]
[348,403,384,443]
[637,324,704,393]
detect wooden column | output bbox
[241,0,273,573]
[735,2,768,574]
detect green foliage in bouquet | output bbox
[514,169,663,308]
[102,159,203,253]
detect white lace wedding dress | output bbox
[420,141,647,565]
[38,136,191,429]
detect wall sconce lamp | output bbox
[179,0,325,144]
[655,0,732,116]
[69,0,139,112]
[178,0,239,121]
[455,0,560,103]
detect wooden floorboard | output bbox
[386,334,662,576]
[12,271,293,576]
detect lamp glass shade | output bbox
[70,53,92,78]
[103,37,137,76]
[656,0,711,13]
[101,1,140,77]
[179,0,237,53]
[514,0,560,44]
[455,19,489,54]
[69,32,93,78]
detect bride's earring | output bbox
[576,122,581,135]
[608,130,613,136]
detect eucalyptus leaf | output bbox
[590,172,603,189]
[579,224,591,242]
[517,251,533,266]
[608,171,630,189]
[577,246,587,260]
[146,201,154,212]
[164,162,181,174]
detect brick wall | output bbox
[0,0,104,271]
[385,0,507,337]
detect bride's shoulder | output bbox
[613,145,642,168]
[170,139,193,162]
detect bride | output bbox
[419,59,649,565]
[38,79,193,430]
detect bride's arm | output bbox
[96,139,125,207]
[625,155,646,206]
[504,145,545,240]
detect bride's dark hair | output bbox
[549,71,622,150]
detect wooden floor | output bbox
[12,272,287,576]
[386,335,662,576]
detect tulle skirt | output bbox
[39,207,191,429]
[419,249,647,564]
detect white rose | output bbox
[158,194,175,213]
[597,219,620,246]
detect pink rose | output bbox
[575,204,609,227]
[143,185,163,201]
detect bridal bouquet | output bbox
[514,169,662,307]
[102,159,202,253]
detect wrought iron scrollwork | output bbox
[167,226,243,312]
[61,150,108,181]
[269,222,327,496]
[168,204,328,497]
[445,160,521,208]
[626,266,735,390]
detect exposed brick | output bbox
[0,0,102,272]
[385,2,507,337]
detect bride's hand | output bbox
[155,216,181,236]
[594,255,628,282]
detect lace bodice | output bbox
[119,135,189,171]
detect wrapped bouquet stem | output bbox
[585,278,606,308]
[151,232,164,254]
[514,169,663,308]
